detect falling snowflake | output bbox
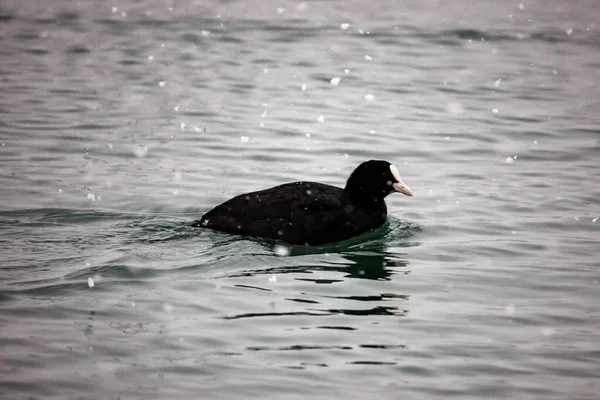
[273,245,290,257]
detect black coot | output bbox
[191,160,413,245]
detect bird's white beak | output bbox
[393,180,413,196]
[390,164,413,196]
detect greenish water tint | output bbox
[1,0,600,399]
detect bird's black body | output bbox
[191,160,412,246]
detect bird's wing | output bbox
[194,181,346,227]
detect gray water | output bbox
[1,0,599,398]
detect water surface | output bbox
[1,0,599,398]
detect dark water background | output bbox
[1,0,599,398]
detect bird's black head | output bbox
[344,160,413,205]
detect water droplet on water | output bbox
[505,157,514,164]
[364,55,372,60]
[87,277,95,288]
[364,94,375,101]
[505,304,516,316]
[240,136,249,143]
[541,327,555,336]
[340,23,350,30]
[317,115,325,122]
[330,76,341,86]
[446,102,464,115]
[269,275,277,282]
[133,145,148,157]
[301,84,307,91]
[159,81,166,87]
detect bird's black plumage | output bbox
[191,160,412,245]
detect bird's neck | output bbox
[345,184,386,208]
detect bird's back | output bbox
[192,181,386,245]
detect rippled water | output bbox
[1,0,599,398]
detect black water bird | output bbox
[191,160,413,245]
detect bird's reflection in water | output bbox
[227,220,414,282]
[226,244,409,283]
[225,239,411,320]
[296,250,409,282]
[219,228,416,366]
